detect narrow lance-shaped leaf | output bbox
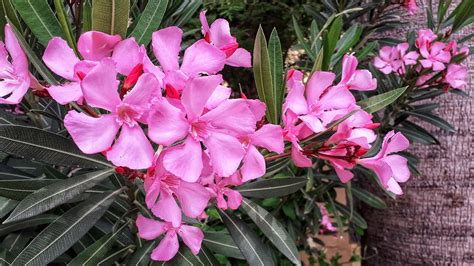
[268,28,284,122]
[165,245,220,266]
[129,0,168,45]
[236,177,307,199]
[0,125,112,168]
[127,240,157,265]
[0,214,58,237]
[401,111,455,132]
[357,87,408,114]
[11,189,122,265]
[253,25,277,124]
[351,186,387,209]
[292,16,315,60]
[4,169,114,223]
[0,178,57,200]
[92,0,130,38]
[67,221,130,265]
[53,0,78,55]
[322,16,342,70]
[218,209,274,266]
[203,231,244,259]
[1,0,22,31]
[240,198,301,265]
[12,0,65,46]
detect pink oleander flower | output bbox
[199,11,251,68]
[374,43,418,75]
[64,59,158,169]
[136,215,204,261]
[43,31,121,104]
[419,42,451,71]
[201,170,244,210]
[144,154,211,227]
[328,110,378,150]
[0,24,31,105]
[112,37,164,88]
[317,141,367,182]
[403,0,418,15]
[359,130,410,195]
[337,54,377,91]
[319,205,337,232]
[147,75,259,181]
[415,29,437,49]
[445,64,467,89]
[151,26,226,94]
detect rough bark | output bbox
[361,1,473,265]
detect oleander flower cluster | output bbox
[373,28,469,91]
[0,11,413,261]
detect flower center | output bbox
[190,120,211,140]
[115,103,143,127]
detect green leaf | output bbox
[1,0,22,31]
[334,202,367,229]
[357,87,407,113]
[53,0,78,55]
[129,0,168,45]
[399,122,439,145]
[6,19,57,84]
[0,247,14,265]
[165,245,220,266]
[173,0,202,28]
[0,197,17,219]
[402,111,455,132]
[82,0,92,32]
[4,169,114,223]
[351,187,386,209]
[253,26,277,124]
[236,177,307,199]
[451,0,474,32]
[292,16,315,60]
[12,0,65,46]
[127,240,157,265]
[0,125,112,168]
[12,189,121,265]
[68,221,129,265]
[0,178,57,200]
[0,214,57,237]
[322,16,342,70]
[203,231,244,260]
[240,198,301,265]
[331,24,362,66]
[268,28,284,122]
[218,210,274,265]
[92,0,130,38]
[97,245,134,265]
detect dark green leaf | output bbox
[236,177,307,199]
[268,28,284,122]
[240,198,301,265]
[451,0,474,32]
[322,16,342,70]
[253,26,277,124]
[292,16,315,60]
[218,210,274,266]
[53,0,78,54]
[92,0,130,38]
[128,240,157,265]
[12,189,121,265]
[12,0,65,46]
[1,0,22,31]
[0,125,111,168]
[351,187,386,209]
[0,214,57,236]
[0,197,17,219]
[402,111,455,132]
[357,87,407,113]
[203,231,244,260]
[4,169,114,222]
[334,202,367,229]
[0,178,57,200]
[129,0,168,45]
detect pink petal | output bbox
[64,111,119,154]
[4,25,28,76]
[42,37,79,80]
[284,72,308,115]
[209,19,236,48]
[174,181,210,218]
[151,231,179,261]
[152,26,182,72]
[77,31,121,61]
[241,145,266,182]
[163,137,203,182]
[163,70,188,92]
[112,37,142,75]
[144,176,161,209]
[136,215,166,240]
[348,70,377,91]
[178,225,204,255]
[319,86,355,110]
[152,191,182,227]
[291,143,312,167]
[181,75,222,120]
[106,125,154,169]
[142,54,165,88]
[226,48,251,67]
[385,131,410,155]
[341,54,358,83]
[123,73,159,106]
[299,114,325,133]
[205,85,231,110]
[334,167,354,183]
[46,82,83,105]
[386,178,403,195]
[199,11,210,34]
[204,131,245,177]
[250,124,284,153]
[306,71,336,104]
[148,97,189,145]
[224,188,243,209]
[384,155,410,183]
[201,99,256,135]
[81,59,121,111]
[180,40,226,77]
[0,80,29,104]
[244,99,266,121]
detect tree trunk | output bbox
[361,1,473,265]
